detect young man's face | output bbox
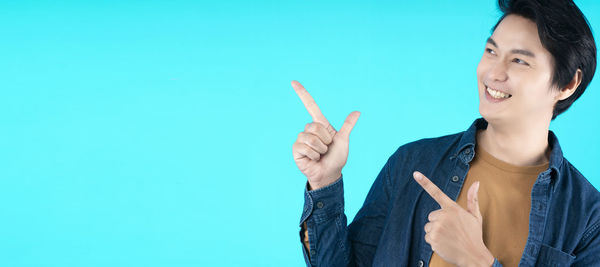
[476,14,560,125]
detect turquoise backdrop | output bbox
[1,0,598,266]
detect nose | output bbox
[486,61,509,82]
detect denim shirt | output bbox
[299,118,600,267]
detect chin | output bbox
[478,101,503,125]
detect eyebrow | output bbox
[486,37,536,58]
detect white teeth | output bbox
[486,87,511,99]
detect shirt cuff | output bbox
[299,174,344,226]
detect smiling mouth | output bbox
[485,86,512,99]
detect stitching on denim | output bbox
[334,215,348,264]
[300,190,314,225]
[307,220,317,266]
[581,221,600,244]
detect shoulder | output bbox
[389,131,465,165]
[388,118,485,164]
[383,130,466,189]
[559,159,600,205]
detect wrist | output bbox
[466,246,495,267]
[308,173,342,191]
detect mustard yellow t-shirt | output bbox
[429,141,549,267]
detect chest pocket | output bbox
[535,244,575,267]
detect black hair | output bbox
[492,0,597,120]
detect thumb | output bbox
[338,111,361,140]
[467,181,482,222]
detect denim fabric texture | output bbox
[299,118,600,267]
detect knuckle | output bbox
[297,143,308,153]
[304,144,315,154]
[438,210,446,217]
[307,148,319,160]
[437,212,445,220]
[326,123,335,132]
[316,123,328,133]
[312,135,326,150]
[306,134,318,147]
[311,123,332,144]
[323,131,333,143]
[293,141,304,152]
[310,134,320,143]
[313,122,323,131]
[306,144,317,153]
[429,232,437,241]
[305,123,315,132]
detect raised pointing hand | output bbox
[291,80,360,190]
[413,171,494,267]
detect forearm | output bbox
[299,155,394,266]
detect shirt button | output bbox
[465,148,472,154]
[316,201,324,209]
[451,176,459,182]
[417,260,424,267]
[310,249,316,255]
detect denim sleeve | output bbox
[571,221,600,266]
[299,156,394,267]
[298,175,348,267]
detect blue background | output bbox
[1,0,599,266]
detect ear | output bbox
[557,69,582,101]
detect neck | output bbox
[478,118,551,166]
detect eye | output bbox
[513,58,530,66]
[485,48,496,55]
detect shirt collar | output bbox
[455,118,564,179]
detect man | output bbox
[291,0,599,266]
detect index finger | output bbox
[291,80,331,126]
[413,171,454,208]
